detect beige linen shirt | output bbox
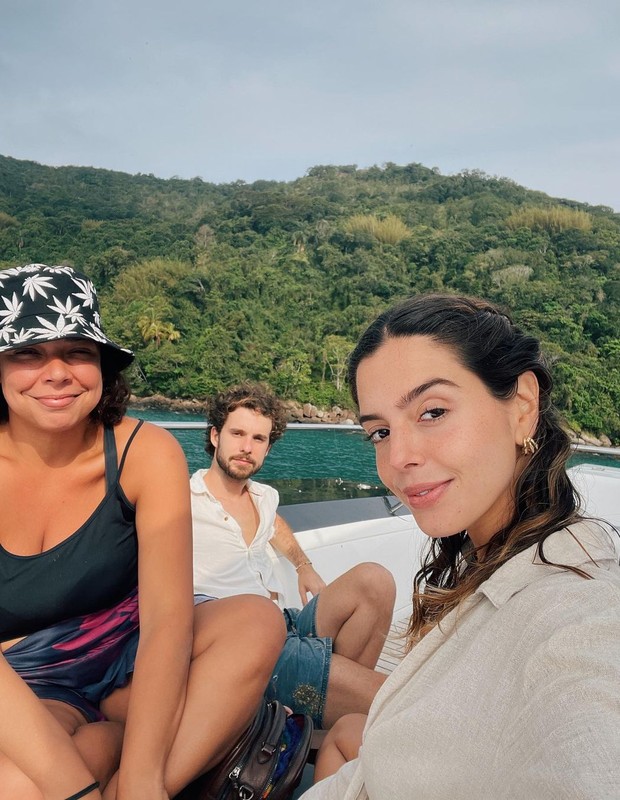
[302,521,620,800]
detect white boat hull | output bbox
[276,464,619,615]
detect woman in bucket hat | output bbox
[0,264,285,799]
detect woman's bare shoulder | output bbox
[114,416,185,452]
[113,417,189,495]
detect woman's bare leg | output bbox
[41,701,123,791]
[102,595,286,798]
[0,754,42,800]
[72,721,124,789]
[314,713,366,783]
[0,700,114,799]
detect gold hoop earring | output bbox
[522,436,539,456]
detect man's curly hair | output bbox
[205,382,288,456]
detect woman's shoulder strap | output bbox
[103,425,118,491]
[117,419,145,480]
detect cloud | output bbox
[0,0,618,208]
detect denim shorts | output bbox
[266,594,332,728]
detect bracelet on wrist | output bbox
[295,560,312,572]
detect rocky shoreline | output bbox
[129,394,615,446]
[129,394,359,425]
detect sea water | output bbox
[128,408,384,505]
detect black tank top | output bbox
[0,422,142,641]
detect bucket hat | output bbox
[0,264,134,370]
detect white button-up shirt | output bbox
[191,469,286,605]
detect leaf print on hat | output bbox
[0,293,23,326]
[22,274,57,301]
[72,276,95,308]
[6,328,34,346]
[0,267,33,286]
[30,315,80,339]
[44,266,75,275]
[21,264,45,273]
[81,324,109,344]
[0,325,16,343]
[47,295,86,324]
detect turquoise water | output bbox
[129,409,620,505]
[128,409,384,504]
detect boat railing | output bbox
[382,497,405,516]
[152,420,620,458]
[153,422,365,431]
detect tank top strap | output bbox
[103,426,118,492]
[103,420,145,489]
[117,419,145,480]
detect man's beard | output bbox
[216,450,261,481]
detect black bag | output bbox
[177,700,313,800]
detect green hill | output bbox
[1,155,619,441]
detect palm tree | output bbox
[137,310,181,347]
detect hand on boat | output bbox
[297,565,327,606]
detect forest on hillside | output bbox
[0,155,619,441]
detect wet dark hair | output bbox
[348,293,583,644]
[0,345,131,426]
[204,382,288,457]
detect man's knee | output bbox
[346,563,396,607]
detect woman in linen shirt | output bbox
[303,294,620,800]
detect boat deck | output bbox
[377,612,408,675]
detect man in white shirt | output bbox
[192,383,395,729]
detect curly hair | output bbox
[348,293,583,648]
[88,349,132,426]
[0,346,131,426]
[204,382,288,456]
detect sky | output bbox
[1,0,619,210]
